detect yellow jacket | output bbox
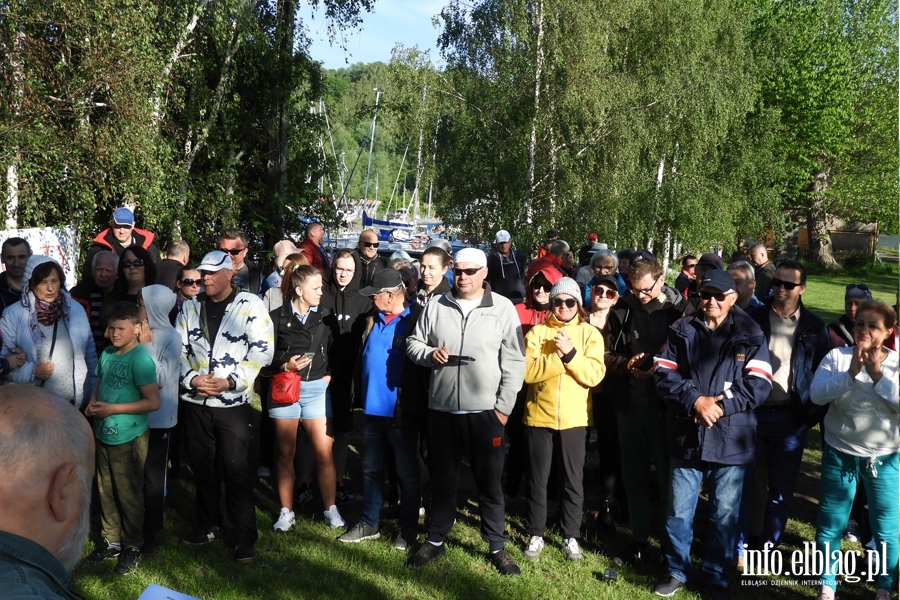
[523,314,606,429]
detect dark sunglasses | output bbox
[532,281,552,292]
[221,247,245,256]
[122,259,145,268]
[552,298,578,308]
[771,278,801,291]
[452,267,481,277]
[700,291,733,302]
[362,241,380,249]
[179,278,201,287]
[846,284,869,291]
[593,287,617,299]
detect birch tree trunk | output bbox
[153,0,211,124]
[5,24,25,229]
[522,0,544,224]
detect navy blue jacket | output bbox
[654,307,773,465]
[748,299,831,426]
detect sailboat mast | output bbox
[364,89,383,202]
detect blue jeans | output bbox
[666,458,745,588]
[737,407,808,555]
[816,444,898,592]
[361,415,421,530]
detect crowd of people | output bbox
[0,210,896,600]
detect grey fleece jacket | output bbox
[406,283,525,415]
[141,285,181,429]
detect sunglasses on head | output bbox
[221,247,245,256]
[362,241,380,249]
[180,278,201,287]
[552,297,578,308]
[122,259,145,268]
[452,267,481,277]
[771,278,800,291]
[700,290,733,302]
[531,281,552,292]
[593,287,617,299]
[846,283,869,291]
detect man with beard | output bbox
[0,386,94,598]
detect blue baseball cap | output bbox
[112,207,135,227]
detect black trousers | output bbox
[257,378,274,469]
[426,409,508,550]
[143,427,171,545]
[182,402,257,546]
[503,388,528,498]
[592,393,621,501]
[525,426,586,539]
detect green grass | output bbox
[803,268,897,324]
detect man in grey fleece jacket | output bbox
[405,248,526,576]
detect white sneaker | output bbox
[843,519,859,543]
[324,504,346,529]
[524,535,544,559]
[563,537,584,561]
[273,507,295,533]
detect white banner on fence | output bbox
[0,226,80,289]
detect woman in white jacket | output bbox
[810,299,898,600]
[0,256,97,409]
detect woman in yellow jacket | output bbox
[523,277,606,562]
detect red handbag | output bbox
[271,371,301,404]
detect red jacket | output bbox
[298,238,328,273]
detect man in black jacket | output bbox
[607,258,691,565]
[486,229,526,304]
[736,259,830,560]
[352,230,388,288]
[0,237,30,316]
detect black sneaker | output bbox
[653,575,685,597]
[407,542,446,568]
[598,498,619,532]
[336,482,355,504]
[83,542,121,564]
[489,549,521,577]
[619,541,649,565]
[181,525,224,545]
[233,542,255,564]
[114,547,140,575]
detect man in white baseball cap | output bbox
[486,230,526,304]
[406,247,526,576]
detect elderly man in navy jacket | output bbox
[651,269,773,600]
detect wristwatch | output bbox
[227,376,237,391]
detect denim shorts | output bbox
[268,378,331,420]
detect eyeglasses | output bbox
[771,278,801,291]
[179,278,201,287]
[122,259,145,269]
[633,279,660,297]
[596,265,616,273]
[700,291,734,302]
[531,281,552,292]
[221,247,246,256]
[552,297,578,308]
[593,287,617,300]
[361,241,380,249]
[453,267,482,277]
[846,284,869,292]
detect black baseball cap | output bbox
[359,269,404,296]
[700,269,736,294]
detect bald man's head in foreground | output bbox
[0,386,93,570]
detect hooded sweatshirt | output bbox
[141,285,181,428]
[0,256,97,408]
